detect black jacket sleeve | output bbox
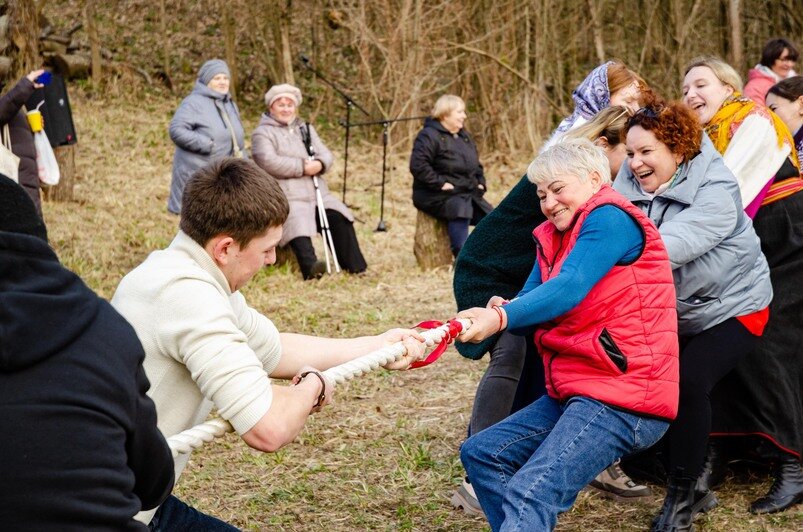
[127,364,175,511]
[475,161,487,189]
[0,77,35,125]
[410,130,447,190]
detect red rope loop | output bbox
[409,319,465,369]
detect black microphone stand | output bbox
[348,115,428,231]
[298,54,369,203]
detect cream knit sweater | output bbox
[112,231,282,488]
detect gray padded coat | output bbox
[167,82,245,214]
[613,135,772,336]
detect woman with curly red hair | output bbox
[613,101,773,531]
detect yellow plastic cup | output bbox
[27,110,43,133]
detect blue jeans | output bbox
[148,495,239,531]
[461,395,668,531]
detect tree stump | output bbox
[414,210,452,269]
[43,144,75,202]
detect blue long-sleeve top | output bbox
[504,205,644,332]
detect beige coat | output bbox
[252,114,353,245]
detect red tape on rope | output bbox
[409,319,464,369]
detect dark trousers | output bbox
[149,495,239,531]
[446,205,491,257]
[469,331,545,436]
[288,209,367,278]
[667,318,759,479]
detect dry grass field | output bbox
[39,83,801,531]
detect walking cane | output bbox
[301,123,341,274]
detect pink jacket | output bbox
[744,66,780,105]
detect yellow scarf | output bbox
[705,93,800,170]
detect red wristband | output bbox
[491,305,505,333]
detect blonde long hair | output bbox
[563,106,633,146]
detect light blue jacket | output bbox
[167,82,245,214]
[613,135,772,336]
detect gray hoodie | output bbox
[614,135,772,336]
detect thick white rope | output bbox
[166,319,469,457]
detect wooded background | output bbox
[5,0,802,157]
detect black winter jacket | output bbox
[410,117,493,221]
[0,77,41,215]
[0,231,174,531]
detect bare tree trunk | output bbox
[587,0,606,63]
[728,0,743,72]
[159,0,172,91]
[222,3,238,100]
[247,0,281,85]
[637,0,658,73]
[44,145,76,203]
[83,0,102,87]
[7,0,40,76]
[280,0,295,84]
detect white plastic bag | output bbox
[33,130,59,186]
[0,124,20,183]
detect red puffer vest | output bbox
[532,185,679,420]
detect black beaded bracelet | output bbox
[299,370,327,409]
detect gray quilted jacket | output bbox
[614,135,772,336]
[167,82,245,214]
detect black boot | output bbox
[651,477,718,532]
[695,439,727,493]
[288,237,326,280]
[749,457,803,514]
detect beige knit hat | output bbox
[264,83,302,108]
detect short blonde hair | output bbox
[684,56,743,92]
[527,139,612,186]
[431,94,465,121]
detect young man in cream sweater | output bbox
[112,158,426,530]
